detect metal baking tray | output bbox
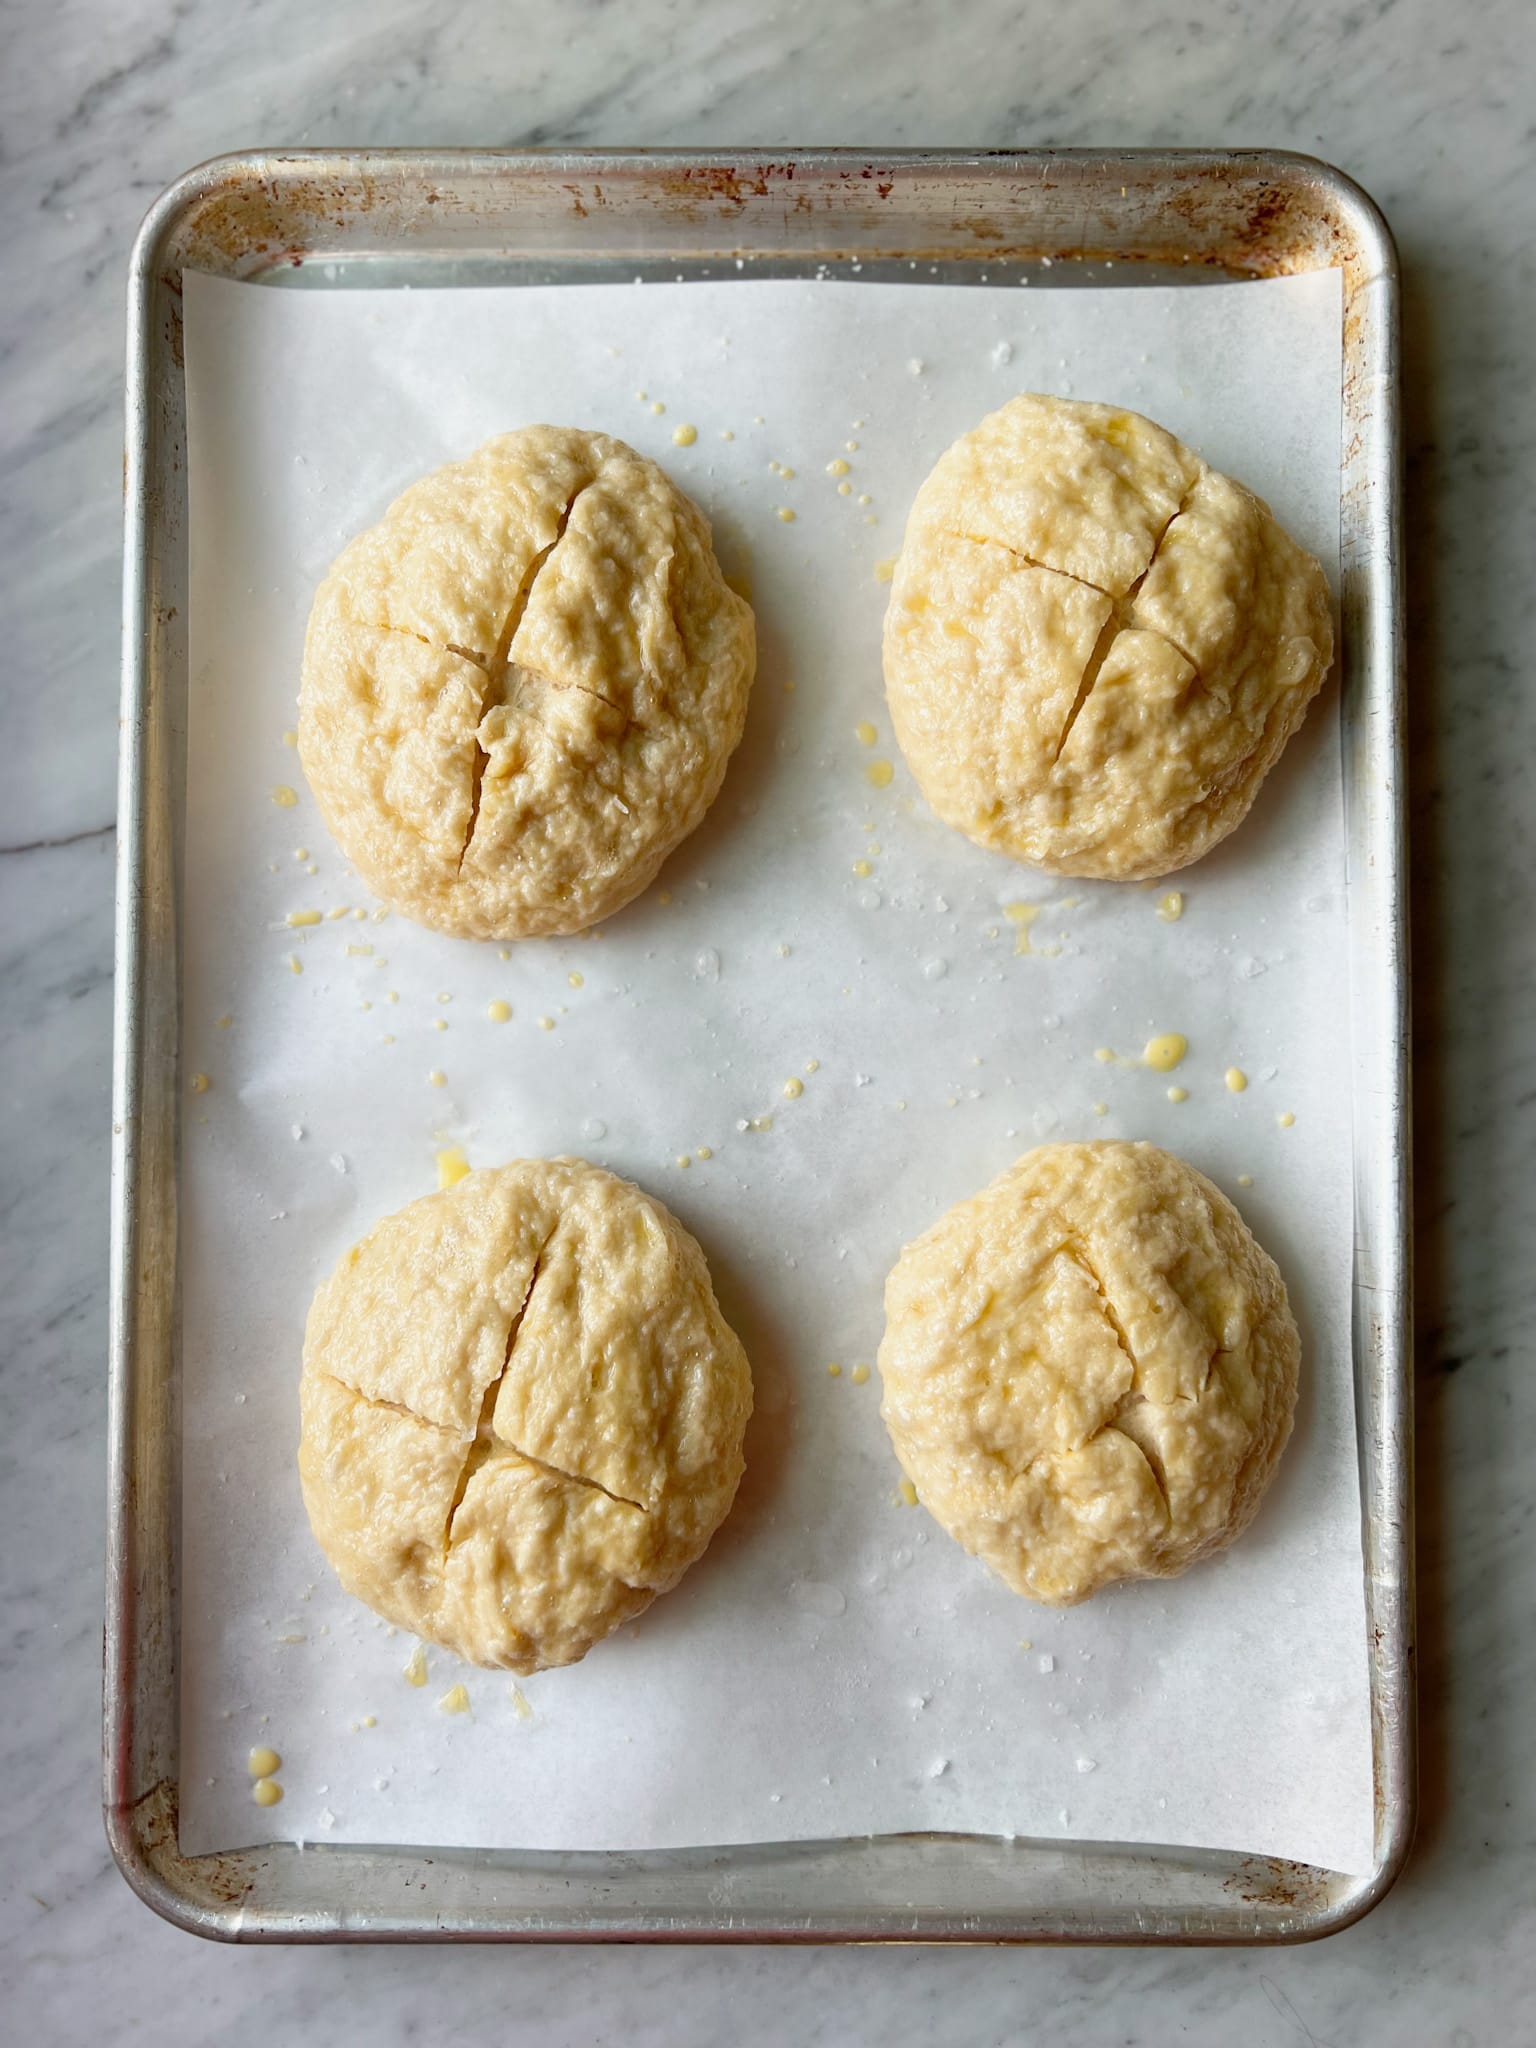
[109,147,1410,1943]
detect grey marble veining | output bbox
[2,0,1534,2040]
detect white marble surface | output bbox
[1,0,1532,2039]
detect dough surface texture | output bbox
[299,1158,753,1671]
[877,1141,1299,1605]
[299,427,755,938]
[882,395,1332,880]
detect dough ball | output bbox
[883,396,1332,880]
[298,1158,752,1672]
[299,428,755,939]
[878,1142,1299,1605]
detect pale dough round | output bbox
[299,428,755,939]
[298,1158,752,1672]
[883,396,1333,880]
[878,1142,1299,1605]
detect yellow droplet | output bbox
[827,1362,842,1378]
[650,400,665,415]
[1005,902,1041,955]
[1156,891,1184,922]
[696,1145,713,1161]
[287,954,302,975]
[846,439,860,453]
[837,481,852,496]
[281,728,297,748]
[1092,1101,1108,1117]
[287,909,321,928]
[215,1014,233,1029]
[1142,1033,1188,1073]
[1237,1173,1255,1188]
[776,506,795,523]
[866,759,894,789]
[247,1746,281,1778]
[873,556,896,583]
[898,1479,918,1507]
[345,943,372,958]
[1225,1067,1249,1093]
[252,1778,283,1808]
[672,423,698,446]
[780,465,797,481]
[1093,1046,1114,1064]
[433,1018,447,1032]
[189,1072,210,1095]
[327,905,351,921]
[1166,1085,1189,1104]
[826,457,850,477]
[538,1016,554,1032]
[436,1146,470,1190]
[271,784,297,808]
[804,1058,820,1074]
[855,721,878,747]
[676,1153,692,1169]
[657,889,673,906]
[750,1114,773,1133]
[510,1685,533,1722]
[361,1715,376,1729]
[427,1069,446,1088]
[852,859,872,878]
[438,1684,470,1715]
[498,946,511,960]
[719,428,735,442]
[1277,1110,1296,1128]
[293,847,308,861]
[635,389,648,401]
[568,971,584,989]
[851,1364,871,1386]
[486,999,511,1023]
[782,1076,804,1100]
[403,1645,428,1687]
[386,990,399,1004]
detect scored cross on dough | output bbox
[299,427,755,939]
[877,1141,1300,1607]
[298,1159,753,1672]
[882,396,1333,881]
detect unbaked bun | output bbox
[883,396,1332,880]
[299,428,755,939]
[298,1159,752,1672]
[878,1141,1299,1605]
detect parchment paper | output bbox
[178,265,1372,1875]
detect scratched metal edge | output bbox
[106,146,1410,1945]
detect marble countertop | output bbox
[3,0,1533,2040]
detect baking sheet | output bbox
[178,265,1371,1876]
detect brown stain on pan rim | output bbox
[124,1778,260,1910]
